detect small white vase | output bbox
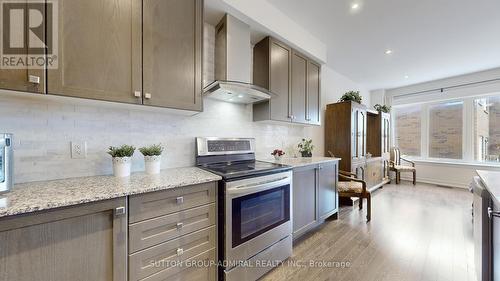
[112,157,132,177]
[274,155,283,161]
[144,155,161,175]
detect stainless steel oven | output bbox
[224,171,292,264]
[0,133,13,194]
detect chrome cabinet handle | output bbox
[114,206,126,216]
[177,248,184,256]
[176,222,184,230]
[134,91,141,98]
[176,197,184,204]
[28,75,40,84]
[144,93,152,99]
[488,207,500,218]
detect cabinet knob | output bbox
[488,207,500,218]
[176,248,184,256]
[176,222,184,230]
[144,93,152,99]
[134,91,141,98]
[176,197,184,204]
[114,206,126,216]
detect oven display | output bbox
[207,140,251,153]
[231,185,290,247]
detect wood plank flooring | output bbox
[262,182,476,281]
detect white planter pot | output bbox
[144,155,161,175]
[274,155,283,161]
[112,157,132,177]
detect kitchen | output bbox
[1,0,500,281]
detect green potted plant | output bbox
[108,145,135,177]
[139,144,164,175]
[298,139,314,157]
[374,104,391,113]
[339,90,363,104]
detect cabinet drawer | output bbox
[129,226,216,281]
[129,182,216,223]
[139,248,216,281]
[129,203,216,253]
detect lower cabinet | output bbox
[128,182,217,281]
[0,198,127,281]
[292,161,338,240]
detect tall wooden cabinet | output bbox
[367,111,391,180]
[325,101,367,172]
[253,37,321,125]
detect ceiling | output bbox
[263,0,500,90]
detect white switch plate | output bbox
[71,141,87,159]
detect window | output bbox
[394,105,421,156]
[428,101,463,159]
[474,96,500,162]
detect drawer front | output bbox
[129,226,216,281]
[129,203,216,253]
[140,248,216,281]
[129,182,216,223]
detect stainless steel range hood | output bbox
[204,14,273,104]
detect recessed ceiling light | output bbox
[385,49,393,55]
[404,75,409,79]
[351,3,360,10]
[228,98,234,101]
[237,94,243,98]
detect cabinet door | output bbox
[493,201,500,281]
[306,61,321,125]
[292,165,317,238]
[48,0,142,104]
[143,0,203,111]
[358,110,367,158]
[352,108,359,159]
[0,1,45,93]
[291,51,307,123]
[269,39,292,122]
[0,199,127,281]
[318,162,337,219]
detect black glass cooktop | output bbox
[200,160,291,180]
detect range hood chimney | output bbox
[204,14,273,104]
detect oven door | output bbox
[225,171,292,265]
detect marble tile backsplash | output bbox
[0,93,311,183]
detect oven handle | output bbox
[226,177,290,197]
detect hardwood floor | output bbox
[262,182,476,281]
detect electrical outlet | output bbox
[71,141,87,159]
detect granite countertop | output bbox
[477,170,500,206]
[0,167,221,219]
[262,156,341,168]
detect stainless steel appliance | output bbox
[196,137,293,281]
[0,133,13,194]
[473,176,491,281]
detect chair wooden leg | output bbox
[366,194,371,222]
[413,171,416,185]
[396,172,400,184]
[359,197,363,210]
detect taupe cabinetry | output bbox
[0,198,127,281]
[253,37,321,125]
[142,0,203,111]
[48,0,142,104]
[292,161,338,240]
[128,182,217,281]
[43,0,203,111]
[0,0,45,93]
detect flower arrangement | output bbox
[298,139,314,157]
[107,145,135,158]
[374,104,391,113]
[107,145,136,177]
[139,143,163,156]
[271,149,285,160]
[139,144,164,175]
[339,90,363,104]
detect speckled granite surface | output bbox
[0,167,221,218]
[262,157,341,168]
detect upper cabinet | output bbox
[142,0,203,111]
[48,0,142,104]
[4,0,204,112]
[0,0,45,94]
[253,37,321,126]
